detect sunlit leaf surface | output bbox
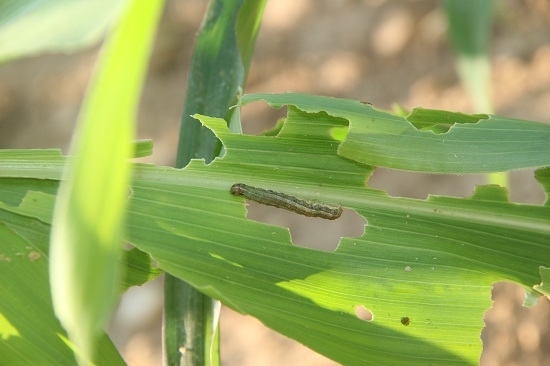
[1,94,549,365]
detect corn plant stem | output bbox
[166,0,266,365]
[164,277,219,366]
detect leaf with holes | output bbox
[2,94,550,365]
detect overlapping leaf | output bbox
[0,178,126,365]
[0,0,127,62]
[1,94,549,365]
[240,93,550,173]
[125,99,548,364]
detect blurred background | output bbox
[1,0,549,364]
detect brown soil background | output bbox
[1,0,550,365]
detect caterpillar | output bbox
[230,183,342,220]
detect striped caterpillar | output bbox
[230,183,342,220]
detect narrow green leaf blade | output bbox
[443,0,494,57]
[48,0,164,363]
[240,93,550,173]
[0,204,125,366]
[0,0,127,63]
[443,0,495,114]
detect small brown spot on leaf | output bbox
[28,251,41,262]
[0,253,12,262]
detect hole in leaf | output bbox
[355,305,373,321]
[509,169,546,204]
[368,168,486,199]
[241,103,287,135]
[245,202,365,251]
[481,282,550,364]
[368,168,546,204]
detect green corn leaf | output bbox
[48,0,164,363]
[2,93,549,365]
[0,0,127,63]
